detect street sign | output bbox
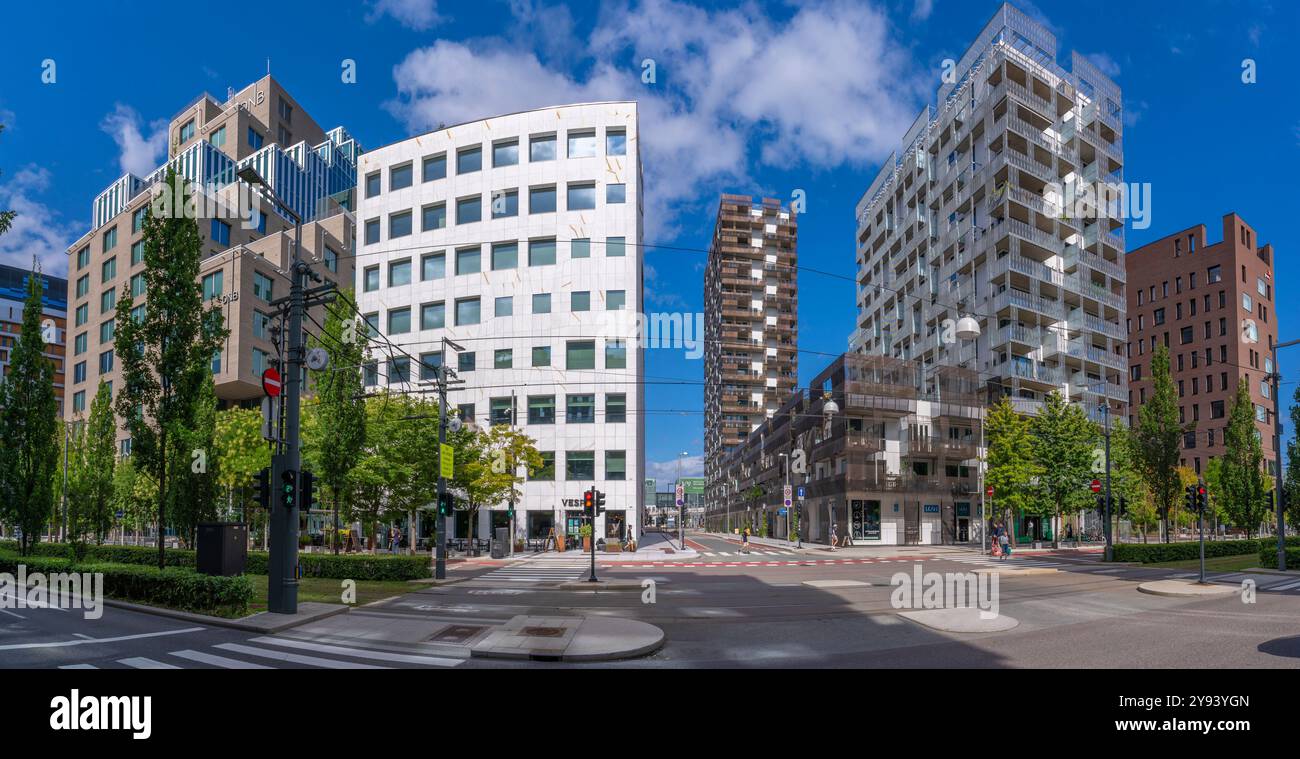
[1090,479,1101,493]
[261,367,282,397]
[778,508,787,516]
[440,443,454,478]
[986,485,994,497]
[783,484,792,507]
[260,396,279,442]
[675,483,684,507]
[796,485,805,501]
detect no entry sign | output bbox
[1090,479,1101,493]
[261,367,282,397]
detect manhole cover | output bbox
[430,625,484,643]
[521,626,565,638]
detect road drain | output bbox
[521,626,565,638]
[429,625,485,643]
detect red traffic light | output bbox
[583,489,594,512]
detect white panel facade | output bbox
[355,102,644,545]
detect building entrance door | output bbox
[957,517,970,542]
[903,503,921,545]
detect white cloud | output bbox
[99,103,167,178]
[910,0,934,22]
[1084,52,1121,79]
[367,0,444,30]
[647,454,704,481]
[0,165,78,277]
[386,0,922,236]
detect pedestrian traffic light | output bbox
[254,467,271,510]
[437,492,454,516]
[281,469,297,510]
[300,470,315,512]
[583,489,595,517]
[1118,496,1128,517]
[1095,495,1105,517]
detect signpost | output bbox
[1090,479,1101,494]
[261,367,282,397]
[440,443,454,478]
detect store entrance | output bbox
[850,500,882,541]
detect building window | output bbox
[607,237,626,257]
[72,391,85,414]
[132,206,147,233]
[456,195,481,224]
[419,352,443,381]
[606,394,626,423]
[422,252,445,280]
[366,172,381,198]
[277,125,292,145]
[566,451,595,480]
[1211,400,1225,419]
[491,189,519,219]
[201,271,223,301]
[73,362,86,384]
[530,185,557,213]
[571,238,591,259]
[455,297,481,326]
[389,210,413,238]
[494,349,513,369]
[606,451,626,480]
[606,340,627,369]
[390,162,413,191]
[567,394,595,423]
[179,119,195,142]
[388,307,411,335]
[363,361,378,386]
[130,273,145,297]
[456,246,481,275]
[389,259,412,287]
[1153,308,1165,325]
[364,218,380,245]
[529,239,556,266]
[490,397,513,425]
[491,242,518,270]
[530,134,557,162]
[77,247,90,270]
[607,290,626,310]
[456,146,482,174]
[101,257,117,283]
[421,302,445,330]
[528,395,555,424]
[363,266,380,292]
[76,275,90,298]
[253,272,274,301]
[422,153,447,181]
[531,452,556,481]
[606,128,627,156]
[606,183,626,204]
[248,127,264,150]
[253,310,270,339]
[494,296,513,318]
[567,183,596,210]
[571,291,591,311]
[422,202,447,231]
[1243,293,1252,312]
[493,139,519,167]
[531,346,551,367]
[99,321,114,344]
[566,340,595,370]
[74,333,87,355]
[567,130,596,158]
[532,293,551,314]
[390,357,410,384]
[324,246,338,273]
[458,352,476,373]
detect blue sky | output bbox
[1,0,1297,481]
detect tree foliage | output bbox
[983,396,1041,526]
[1219,378,1269,538]
[1030,391,1100,548]
[1133,345,1185,542]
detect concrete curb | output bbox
[556,580,645,592]
[1136,579,1239,598]
[974,567,1059,577]
[470,615,665,662]
[102,598,349,633]
[899,608,1019,633]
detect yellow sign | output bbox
[440,443,454,478]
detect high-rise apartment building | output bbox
[703,195,797,507]
[62,75,358,449]
[1125,213,1278,476]
[354,102,644,547]
[1,264,68,415]
[851,3,1127,426]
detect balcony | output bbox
[991,289,1064,320]
[1085,345,1124,371]
[1012,360,1061,385]
[1008,219,1062,254]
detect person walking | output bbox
[998,527,1011,561]
[741,526,750,553]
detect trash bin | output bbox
[491,527,508,559]
[197,522,247,576]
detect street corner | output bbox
[469,615,665,662]
[1136,579,1241,598]
[898,607,1020,634]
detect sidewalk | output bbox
[523,530,699,562]
[697,531,1103,559]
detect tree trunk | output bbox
[157,428,167,569]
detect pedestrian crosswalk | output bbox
[471,555,592,583]
[55,635,467,670]
[1206,573,1300,593]
[700,550,799,559]
[944,553,1073,570]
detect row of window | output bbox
[364,129,628,198]
[367,290,626,336]
[361,238,627,290]
[362,339,629,384]
[363,183,627,245]
[521,449,628,482]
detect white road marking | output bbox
[118,657,181,669]
[0,626,205,651]
[249,636,462,667]
[58,664,98,669]
[169,649,273,669]
[214,642,386,669]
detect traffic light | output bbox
[281,469,297,510]
[1196,484,1208,513]
[437,492,454,516]
[595,489,606,517]
[583,489,595,517]
[254,467,271,510]
[1095,495,1106,518]
[1184,484,1196,513]
[300,470,315,512]
[1118,496,1128,518]
[507,505,515,519]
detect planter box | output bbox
[604,543,623,553]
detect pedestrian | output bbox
[999,528,1011,561]
[830,522,838,551]
[391,527,401,554]
[741,526,750,553]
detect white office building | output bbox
[355,102,645,547]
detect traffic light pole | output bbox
[269,214,304,615]
[1269,336,1297,571]
[435,366,449,580]
[587,489,598,583]
[1102,402,1114,562]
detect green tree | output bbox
[168,372,220,546]
[983,397,1041,534]
[213,406,269,523]
[454,423,542,548]
[1283,386,1300,530]
[112,457,157,545]
[1133,345,1185,543]
[0,268,60,554]
[1219,378,1269,538]
[113,169,228,567]
[79,381,117,543]
[0,123,15,236]
[1030,391,1100,548]
[303,290,367,553]
[1105,421,1148,541]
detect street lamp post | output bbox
[821,396,839,545]
[954,315,983,553]
[1100,401,1114,562]
[677,450,688,549]
[1269,336,1299,571]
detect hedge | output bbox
[0,541,430,581]
[0,550,252,617]
[1257,538,1300,570]
[1111,539,1261,564]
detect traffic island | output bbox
[103,598,349,633]
[899,607,1019,633]
[470,615,665,662]
[556,579,646,592]
[1136,579,1239,598]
